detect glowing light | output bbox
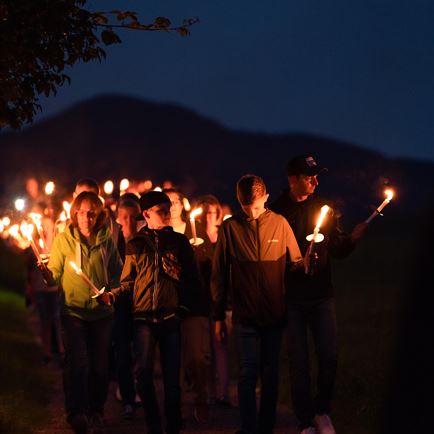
[44,181,55,195]
[365,188,395,224]
[2,217,10,227]
[190,208,203,221]
[15,198,25,211]
[104,180,114,195]
[223,214,232,221]
[153,186,162,192]
[120,178,129,192]
[181,198,190,211]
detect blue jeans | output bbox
[134,319,182,434]
[286,298,337,429]
[236,324,283,434]
[61,314,112,418]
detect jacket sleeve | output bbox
[107,238,123,291]
[284,220,304,270]
[327,213,355,259]
[111,242,137,300]
[210,224,230,321]
[47,233,65,286]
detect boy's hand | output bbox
[97,292,112,306]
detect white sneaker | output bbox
[301,428,317,434]
[314,414,336,434]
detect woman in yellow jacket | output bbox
[46,191,122,434]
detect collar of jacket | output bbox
[65,223,111,247]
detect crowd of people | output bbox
[18,154,368,434]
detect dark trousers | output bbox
[236,323,283,434]
[61,314,112,418]
[113,306,135,406]
[286,298,337,429]
[134,319,182,434]
[181,316,211,404]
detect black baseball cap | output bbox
[139,191,171,212]
[287,155,328,176]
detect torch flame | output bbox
[190,207,203,221]
[153,186,162,192]
[39,238,45,250]
[44,181,55,195]
[29,212,43,232]
[385,189,394,201]
[315,205,330,231]
[104,180,114,195]
[223,214,232,221]
[183,198,191,212]
[15,198,25,211]
[120,178,129,192]
[62,201,71,219]
[2,217,11,227]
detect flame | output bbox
[59,210,67,222]
[62,201,71,219]
[2,217,10,227]
[104,180,114,195]
[44,181,55,195]
[143,180,153,191]
[20,222,34,241]
[315,205,330,230]
[69,260,81,274]
[14,198,25,211]
[385,189,394,201]
[120,178,129,192]
[0,221,4,233]
[153,186,162,192]
[29,212,43,232]
[190,207,203,221]
[39,238,45,250]
[183,198,191,212]
[223,214,232,221]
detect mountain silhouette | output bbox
[0,94,432,220]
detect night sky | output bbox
[38,0,434,162]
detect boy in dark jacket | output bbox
[211,174,304,434]
[108,191,201,434]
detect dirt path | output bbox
[33,361,298,434]
[29,312,298,434]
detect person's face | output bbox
[144,203,171,229]
[166,192,184,221]
[205,204,219,228]
[240,194,269,220]
[76,199,98,236]
[117,206,139,239]
[289,174,318,197]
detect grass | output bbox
[0,289,55,434]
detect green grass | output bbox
[0,289,55,434]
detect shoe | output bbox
[194,403,209,423]
[68,413,88,434]
[300,427,317,434]
[122,404,135,420]
[90,413,105,434]
[314,414,336,434]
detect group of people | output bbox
[31,154,367,434]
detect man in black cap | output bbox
[270,155,366,434]
[107,191,201,434]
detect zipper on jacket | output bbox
[151,231,160,321]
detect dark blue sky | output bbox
[38,0,434,161]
